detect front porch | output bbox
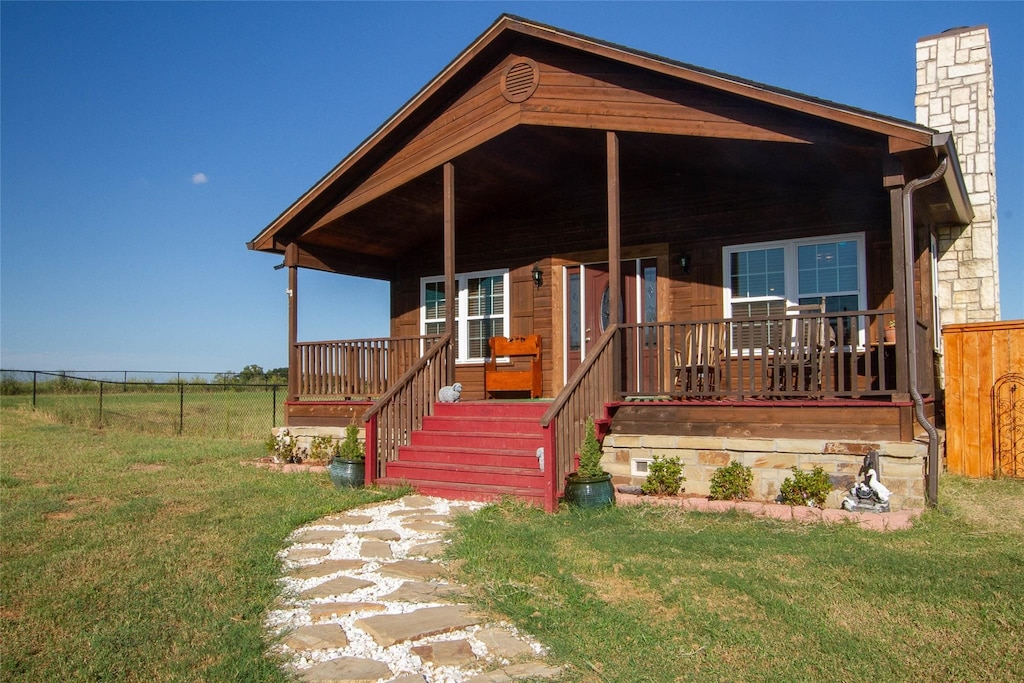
[285,306,934,511]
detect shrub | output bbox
[708,460,754,501]
[1,376,30,395]
[576,417,606,478]
[641,455,685,496]
[307,435,335,464]
[778,466,832,507]
[265,428,300,463]
[336,424,365,461]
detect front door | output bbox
[565,259,656,381]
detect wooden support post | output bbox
[607,132,622,399]
[286,242,300,403]
[606,131,621,326]
[443,162,456,379]
[885,157,911,401]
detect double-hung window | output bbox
[723,233,866,349]
[420,269,509,363]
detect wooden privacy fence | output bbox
[943,320,1024,478]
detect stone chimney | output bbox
[916,26,1000,324]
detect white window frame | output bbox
[420,268,510,364]
[723,232,867,347]
[631,458,653,477]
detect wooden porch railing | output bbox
[295,309,906,506]
[362,333,452,480]
[618,309,901,400]
[539,324,619,506]
[294,335,441,398]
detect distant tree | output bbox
[266,367,289,384]
[237,364,266,384]
[214,371,237,384]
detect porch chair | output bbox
[673,321,725,396]
[484,334,543,398]
[769,298,830,394]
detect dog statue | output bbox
[438,383,463,403]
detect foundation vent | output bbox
[501,59,539,103]
[631,459,652,476]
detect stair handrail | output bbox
[539,324,619,504]
[363,333,453,480]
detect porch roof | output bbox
[247,14,972,279]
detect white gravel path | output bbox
[265,496,551,683]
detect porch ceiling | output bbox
[295,124,883,280]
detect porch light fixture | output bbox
[531,263,543,287]
[679,253,691,275]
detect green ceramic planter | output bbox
[328,458,365,489]
[564,472,615,509]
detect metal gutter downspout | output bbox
[902,155,949,508]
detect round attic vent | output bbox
[501,59,539,103]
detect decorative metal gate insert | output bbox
[993,373,1024,478]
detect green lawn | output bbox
[0,385,286,438]
[0,407,403,681]
[447,481,1024,681]
[3,404,1022,681]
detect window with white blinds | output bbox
[723,233,866,349]
[421,269,508,362]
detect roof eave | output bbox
[248,15,523,252]
[932,132,975,226]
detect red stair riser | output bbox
[385,464,544,489]
[410,432,542,450]
[375,478,546,507]
[408,486,545,507]
[398,448,539,468]
[432,402,550,419]
[421,416,544,434]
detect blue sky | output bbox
[2,1,1021,373]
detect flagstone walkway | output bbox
[265,495,563,683]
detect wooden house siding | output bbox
[385,164,909,402]
[520,46,847,145]
[608,402,925,443]
[306,35,891,244]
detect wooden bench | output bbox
[484,335,543,398]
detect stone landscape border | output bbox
[616,492,922,531]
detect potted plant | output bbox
[884,319,896,344]
[564,416,615,509]
[328,424,366,489]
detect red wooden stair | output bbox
[377,401,552,507]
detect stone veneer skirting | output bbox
[271,425,364,454]
[602,434,929,510]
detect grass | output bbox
[0,386,287,438]
[446,480,1024,682]
[4,404,1023,681]
[0,407,405,681]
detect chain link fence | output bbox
[1,370,286,438]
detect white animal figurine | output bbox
[438,383,463,403]
[865,468,891,503]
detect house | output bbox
[248,15,981,512]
